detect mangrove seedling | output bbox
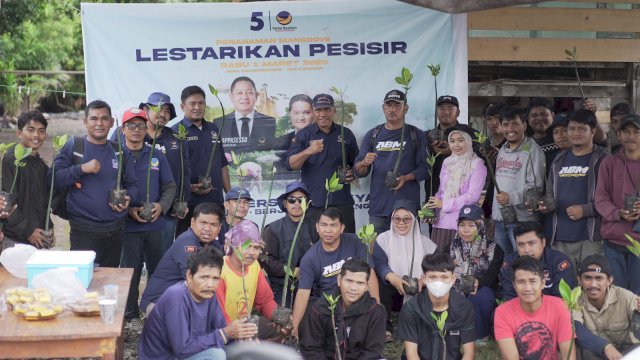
[565,47,585,100]
[325,171,344,209]
[171,124,189,218]
[330,86,351,184]
[109,115,127,207]
[324,293,343,360]
[260,166,277,232]
[426,63,444,143]
[7,143,32,203]
[559,278,581,360]
[272,197,309,327]
[459,231,482,295]
[43,135,68,247]
[199,84,227,191]
[139,103,164,222]
[402,229,419,296]
[233,238,259,327]
[521,142,543,211]
[625,234,640,257]
[356,223,377,263]
[385,67,413,190]
[0,142,17,213]
[430,310,448,360]
[418,153,438,221]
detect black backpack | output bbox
[51,136,124,220]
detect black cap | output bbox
[225,187,253,201]
[547,113,569,135]
[610,103,634,119]
[383,90,406,104]
[620,114,640,130]
[458,204,483,221]
[312,94,334,109]
[392,199,418,217]
[578,254,612,276]
[437,95,459,107]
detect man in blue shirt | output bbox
[354,90,428,233]
[285,93,359,233]
[139,202,225,315]
[291,207,379,337]
[172,86,230,237]
[139,92,191,250]
[119,108,176,322]
[54,100,138,268]
[139,246,257,360]
[499,221,576,301]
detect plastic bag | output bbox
[32,267,87,299]
[0,244,37,279]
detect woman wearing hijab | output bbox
[450,204,503,343]
[426,129,487,250]
[373,199,437,342]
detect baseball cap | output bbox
[122,108,148,124]
[139,92,177,120]
[578,254,612,276]
[312,94,334,109]
[383,90,406,104]
[610,103,634,119]
[458,205,483,221]
[225,187,254,201]
[276,181,311,212]
[225,219,261,248]
[436,95,459,107]
[547,113,569,135]
[619,114,640,130]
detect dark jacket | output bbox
[299,292,386,360]
[547,146,608,243]
[396,289,475,360]
[216,111,276,152]
[2,150,51,243]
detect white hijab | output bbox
[376,209,437,279]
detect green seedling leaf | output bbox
[427,63,441,77]
[0,142,16,154]
[13,144,32,164]
[330,86,341,96]
[325,171,344,193]
[426,153,438,168]
[625,234,640,257]
[402,67,413,83]
[559,278,572,303]
[474,132,489,145]
[53,135,69,152]
[565,49,573,57]
[208,83,219,97]
[241,239,252,250]
[300,197,309,213]
[570,286,582,306]
[173,124,188,141]
[283,265,295,279]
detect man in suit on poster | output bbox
[216,76,276,153]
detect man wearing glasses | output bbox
[291,207,379,337]
[119,108,176,323]
[260,181,319,303]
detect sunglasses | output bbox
[392,216,412,224]
[287,196,306,204]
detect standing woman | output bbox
[426,129,487,251]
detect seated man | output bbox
[139,246,257,360]
[260,181,318,303]
[216,219,282,340]
[494,255,575,360]
[499,221,576,301]
[574,254,640,359]
[397,253,475,360]
[292,207,379,336]
[299,257,386,359]
[139,202,224,315]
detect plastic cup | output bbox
[99,298,117,325]
[103,284,118,302]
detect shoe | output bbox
[385,331,394,343]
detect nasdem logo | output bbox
[250,10,297,32]
[276,11,292,25]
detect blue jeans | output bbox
[604,241,640,294]
[121,230,164,319]
[369,215,391,235]
[493,221,516,255]
[468,287,496,340]
[161,216,178,254]
[184,348,226,360]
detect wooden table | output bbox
[0,266,133,359]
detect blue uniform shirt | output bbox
[499,246,576,301]
[285,123,358,207]
[356,124,429,217]
[171,117,228,206]
[124,145,175,232]
[53,137,139,226]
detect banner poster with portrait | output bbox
[82,0,468,228]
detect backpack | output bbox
[51,136,125,220]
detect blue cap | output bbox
[225,187,253,201]
[277,181,311,212]
[458,204,483,221]
[139,92,177,120]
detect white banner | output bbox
[82,0,467,227]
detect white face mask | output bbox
[426,280,453,298]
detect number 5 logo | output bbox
[250,12,264,31]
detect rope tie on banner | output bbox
[0,84,86,97]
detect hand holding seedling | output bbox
[0,194,16,218]
[496,191,510,205]
[129,207,146,223]
[81,159,101,174]
[28,228,48,249]
[110,194,131,212]
[191,181,212,195]
[224,318,258,340]
[386,272,409,295]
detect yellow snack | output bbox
[5,288,18,296]
[36,295,52,303]
[13,304,27,314]
[7,295,18,305]
[85,291,99,299]
[39,309,55,317]
[52,305,64,314]
[25,311,39,320]
[19,295,34,303]
[17,288,31,297]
